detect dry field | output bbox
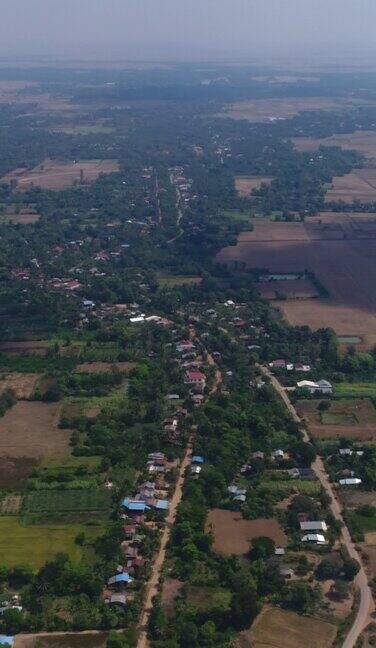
[1,158,120,191]
[0,340,49,354]
[161,578,183,618]
[0,372,42,399]
[297,399,376,441]
[0,494,23,514]
[205,509,286,555]
[235,175,273,197]
[0,205,40,224]
[0,401,71,459]
[325,168,376,204]
[219,97,364,123]
[14,634,108,648]
[236,606,337,648]
[258,278,319,300]
[292,130,376,159]
[217,217,376,347]
[0,457,37,489]
[339,490,376,509]
[75,361,136,374]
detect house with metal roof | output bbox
[0,638,14,647]
[301,533,326,544]
[339,477,362,486]
[154,499,169,511]
[108,573,133,586]
[122,498,150,512]
[192,456,204,464]
[300,521,328,532]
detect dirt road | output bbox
[137,439,193,648]
[259,364,374,648]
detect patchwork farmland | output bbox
[1,158,120,191]
[217,216,376,347]
[297,398,376,440]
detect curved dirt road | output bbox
[260,365,374,648]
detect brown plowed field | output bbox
[75,361,136,374]
[217,217,376,347]
[0,372,42,399]
[325,168,376,203]
[218,97,364,122]
[297,399,376,441]
[1,158,120,191]
[0,401,71,459]
[258,278,319,300]
[205,509,286,555]
[292,130,376,159]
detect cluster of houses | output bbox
[269,359,311,372]
[300,520,328,545]
[174,338,208,400]
[170,166,195,206]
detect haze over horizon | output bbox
[1,0,376,65]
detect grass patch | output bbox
[0,516,103,569]
[321,411,358,426]
[260,479,321,495]
[335,383,376,398]
[157,273,202,287]
[23,489,111,514]
[39,455,102,470]
[186,586,231,612]
[219,209,251,223]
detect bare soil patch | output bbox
[75,361,136,374]
[0,372,42,399]
[205,509,286,555]
[0,340,48,354]
[1,158,120,191]
[292,130,376,159]
[298,399,376,440]
[0,494,23,514]
[235,175,273,197]
[236,605,337,648]
[219,97,365,122]
[339,490,376,509]
[0,401,71,459]
[0,457,38,488]
[161,578,183,618]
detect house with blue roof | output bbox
[108,572,133,586]
[0,637,14,647]
[192,456,204,464]
[154,499,169,511]
[122,498,150,513]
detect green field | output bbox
[39,455,102,470]
[0,517,102,569]
[261,479,321,495]
[157,273,202,287]
[186,586,231,612]
[335,383,376,398]
[220,209,251,222]
[24,489,111,514]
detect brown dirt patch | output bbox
[161,578,183,618]
[75,362,136,374]
[219,97,364,122]
[0,494,23,514]
[338,490,376,509]
[297,399,376,440]
[259,278,319,300]
[0,457,38,488]
[236,605,337,648]
[205,509,286,555]
[1,158,120,191]
[361,543,376,579]
[235,176,273,197]
[85,407,102,419]
[0,401,71,459]
[292,130,376,159]
[0,340,48,354]
[0,373,42,399]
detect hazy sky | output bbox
[1,0,376,63]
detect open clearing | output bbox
[15,634,108,648]
[297,398,376,440]
[0,372,42,398]
[0,204,40,224]
[1,158,120,191]
[219,97,365,122]
[205,509,286,555]
[236,606,337,648]
[235,175,273,197]
[75,361,135,374]
[217,216,376,347]
[335,383,376,398]
[0,516,101,570]
[292,130,376,159]
[162,579,183,618]
[0,401,71,459]
[186,586,231,612]
[325,168,376,204]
